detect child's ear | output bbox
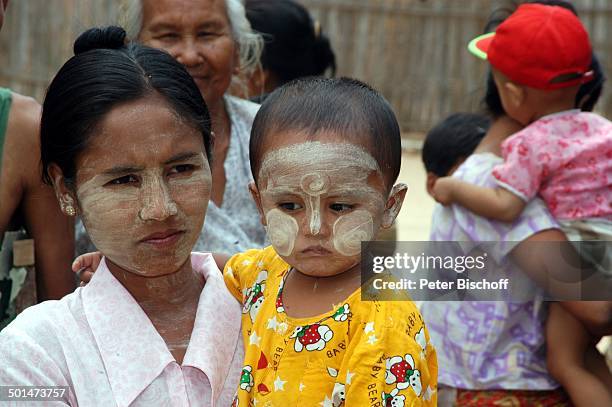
[425,173,438,199]
[504,81,527,112]
[48,163,79,217]
[248,181,267,226]
[381,183,408,228]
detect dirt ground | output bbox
[395,150,435,241]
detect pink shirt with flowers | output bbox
[0,253,243,407]
[492,110,612,220]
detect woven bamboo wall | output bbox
[1,0,610,133]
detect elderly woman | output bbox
[0,27,242,406]
[76,0,266,255]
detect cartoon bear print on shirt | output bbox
[242,270,268,323]
[290,323,334,352]
[275,277,285,313]
[332,303,350,322]
[331,382,345,407]
[414,327,427,360]
[385,354,422,396]
[381,388,406,407]
[239,365,254,392]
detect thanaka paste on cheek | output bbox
[76,159,211,276]
[332,209,374,256]
[259,142,387,261]
[265,208,299,256]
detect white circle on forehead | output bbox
[301,172,330,195]
[333,209,374,257]
[266,208,299,256]
[258,141,381,180]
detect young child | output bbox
[421,112,490,194]
[226,77,436,406]
[432,4,612,406]
[74,78,438,406]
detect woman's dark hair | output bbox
[483,71,505,118]
[575,53,606,112]
[245,0,336,85]
[482,0,604,116]
[422,113,490,177]
[41,26,212,186]
[250,77,401,189]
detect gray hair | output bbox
[119,0,262,76]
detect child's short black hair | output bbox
[422,113,490,177]
[250,77,401,188]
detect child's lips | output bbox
[301,245,332,256]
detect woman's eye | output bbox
[157,33,179,41]
[168,164,195,175]
[107,175,138,186]
[330,203,354,212]
[279,202,302,211]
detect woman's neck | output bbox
[474,114,524,156]
[106,258,204,313]
[106,258,204,363]
[207,97,232,206]
[207,97,231,145]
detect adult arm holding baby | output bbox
[429,5,612,406]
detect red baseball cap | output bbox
[468,3,593,90]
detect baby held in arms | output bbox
[432,4,611,241]
[432,5,612,406]
[75,77,437,406]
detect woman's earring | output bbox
[65,205,76,217]
[61,195,77,217]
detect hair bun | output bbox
[74,26,127,55]
[313,33,336,76]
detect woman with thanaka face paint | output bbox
[222,78,438,406]
[0,27,244,406]
[75,0,268,256]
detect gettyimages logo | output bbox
[372,252,487,274]
[361,241,612,301]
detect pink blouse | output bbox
[493,110,612,220]
[0,253,243,406]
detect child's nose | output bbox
[304,208,330,237]
[309,209,321,235]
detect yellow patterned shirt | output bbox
[224,246,438,407]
